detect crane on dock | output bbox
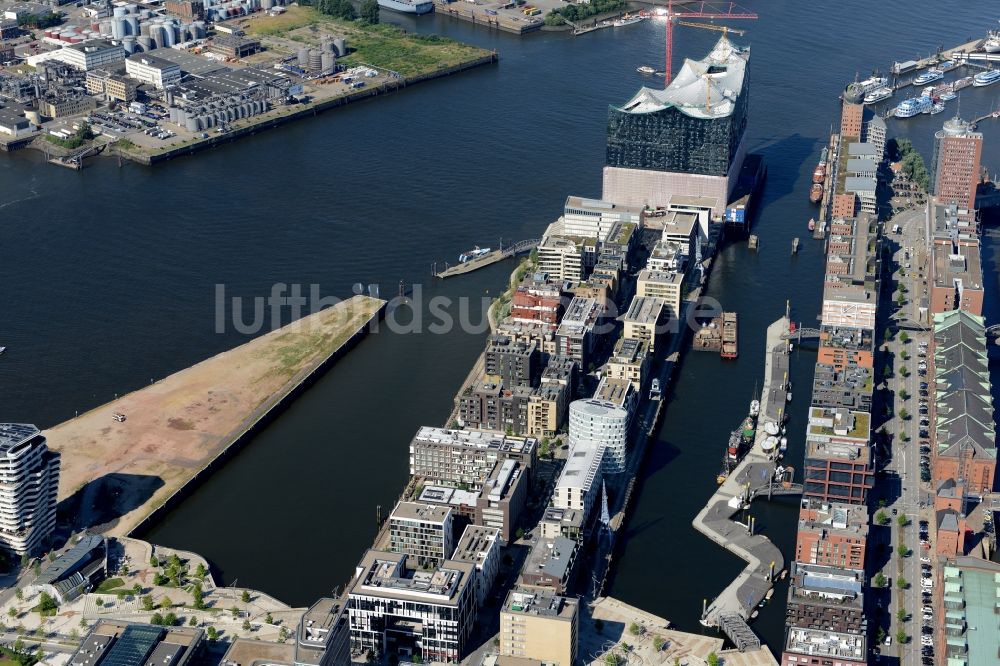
[661,0,758,86]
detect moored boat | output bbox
[863,86,893,104]
[721,311,738,359]
[929,102,945,114]
[913,68,943,85]
[808,218,816,232]
[636,65,656,75]
[459,246,491,263]
[894,95,933,118]
[973,69,1000,87]
[809,183,823,203]
[613,14,644,26]
[812,162,826,184]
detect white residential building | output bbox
[553,444,603,523]
[562,196,643,241]
[451,525,500,608]
[568,399,630,474]
[0,424,60,556]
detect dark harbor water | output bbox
[1,0,999,654]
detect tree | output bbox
[230,606,240,619]
[279,626,290,642]
[874,571,887,588]
[195,563,207,580]
[15,588,23,602]
[36,592,57,617]
[207,626,218,641]
[876,510,890,526]
[897,544,910,558]
[897,607,907,622]
[897,514,910,527]
[121,562,129,575]
[896,629,908,644]
[899,408,910,420]
[160,596,172,609]
[164,612,178,626]
[628,622,642,636]
[32,561,40,576]
[150,612,164,626]
[360,0,380,24]
[132,583,142,596]
[192,585,205,610]
[265,612,273,625]
[241,590,251,604]
[604,654,622,666]
[653,635,666,651]
[7,607,15,619]
[150,555,159,568]
[897,576,908,589]
[707,652,720,666]
[899,331,909,344]
[515,527,525,541]
[189,616,198,627]
[242,619,251,632]
[142,595,154,611]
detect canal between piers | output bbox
[1,0,999,654]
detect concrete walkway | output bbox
[691,317,791,636]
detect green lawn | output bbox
[94,577,124,593]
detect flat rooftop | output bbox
[798,499,869,538]
[523,535,577,583]
[390,501,451,524]
[611,336,648,364]
[564,195,643,216]
[412,427,536,455]
[932,239,983,291]
[126,52,179,71]
[223,638,295,666]
[503,587,576,621]
[624,296,666,326]
[351,550,473,605]
[46,295,385,537]
[805,440,871,464]
[295,596,345,664]
[145,48,228,77]
[70,620,202,666]
[417,485,479,508]
[0,423,41,455]
[784,627,866,662]
[594,377,632,408]
[452,525,499,565]
[638,268,684,286]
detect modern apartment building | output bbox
[509,274,569,331]
[794,500,868,570]
[475,459,528,543]
[553,444,603,523]
[485,335,540,388]
[604,336,650,393]
[622,296,671,352]
[554,297,603,367]
[500,588,578,666]
[450,525,499,608]
[781,563,867,666]
[568,394,632,475]
[294,597,350,666]
[348,550,475,664]
[0,424,60,556]
[388,502,454,568]
[409,427,536,490]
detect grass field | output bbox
[244,6,490,76]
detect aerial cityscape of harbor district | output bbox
[1,0,1000,665]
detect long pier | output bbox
[691,316,796,651]
[433,239,539,278]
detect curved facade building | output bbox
[603,36,750,216]
[0,424,60,556]
[568,399,629,474]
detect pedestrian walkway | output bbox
[691,317,791,650]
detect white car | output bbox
[921,556,931,564]
[921,636,934,646]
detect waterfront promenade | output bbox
[46,295,385,537]
[691,316,791,647]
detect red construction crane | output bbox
[663,0,757,87]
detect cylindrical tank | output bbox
[261,0,274,9]
[192,21,206,38]
[149,24,165,48]
[297,47,309,67]
[139,21,151,36]
[321,52,335,73]
[111,18,124,39]
[308,49,322,71]
[185,115,201,132]
[333,38,346,57]
[122,36,136,53]
[162,24,176,47]
[137,35,153,50]
[126,16,139,35]
[113,6,127,17]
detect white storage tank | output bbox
[297,47,309,68]
[321,52,335,73]
[333,38,346,57]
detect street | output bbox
[874,205,935,666]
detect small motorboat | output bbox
[636,65,656,75]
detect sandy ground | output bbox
[45,295,385,537]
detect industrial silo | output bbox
[308,49,322,71]
[111,18,125,39]
[333,38,346,57]
[321,52,335,73]
[297,47,309,68]
[261,0,273,9]
[122,36,136,53]
[113,6,127,17]
[137,35,153,51]
[126,16,139,35]
[161,24,176,47]
[192,21,206,38]
[185,115,201,132]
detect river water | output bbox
[1,0,998,653]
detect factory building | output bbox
[0,105,35,138]
[85,69,138,102]
[125,53,181,89]
[0,424,60,556]
[166,67,292,132]
[47,39,125,71]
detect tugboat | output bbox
[807,218,816,232]
[812,162,826,184]
[809,183,823,204]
